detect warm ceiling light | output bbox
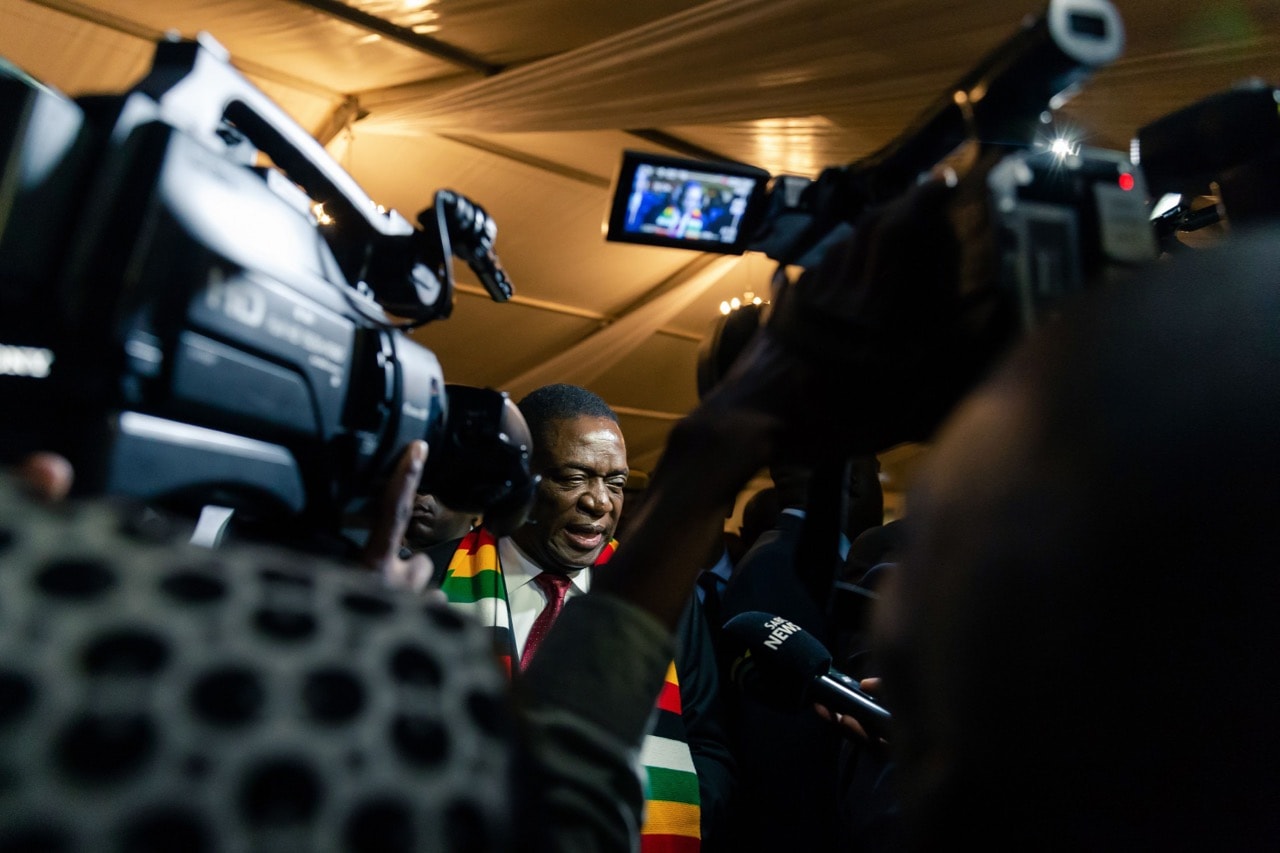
[719,290,767,317]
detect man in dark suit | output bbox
[715,456,883,851]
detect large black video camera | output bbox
[0,34,535,542]
[608,0,1161,332]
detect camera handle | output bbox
[130,33,510,323]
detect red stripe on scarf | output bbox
[594,539,618,565]
[656,679,682,715]
[641,835,701,853]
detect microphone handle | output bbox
[812,670,893,742]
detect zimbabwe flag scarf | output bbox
[441,528,702,852]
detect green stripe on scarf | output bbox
[441,529,514,673]
[441,529,701,849]
[646,765,701,804]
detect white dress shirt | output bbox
[498,537,591,660]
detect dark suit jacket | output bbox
[674,592,736,851]
[717,511,844,852]
[722,512,829,637]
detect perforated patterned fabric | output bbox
[0,476,516,852]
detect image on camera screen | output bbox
[622,163,759,245]
[604,150,769,255]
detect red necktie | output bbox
[521,572,572,669]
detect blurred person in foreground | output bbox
[872,226,1280,851]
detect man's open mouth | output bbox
[562,524,605,551]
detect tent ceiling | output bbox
[3,0,1276,485]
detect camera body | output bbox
[988,144,1157,328]
[0,35,533,538]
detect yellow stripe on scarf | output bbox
[642,801,702,838]
[446,539,499,578]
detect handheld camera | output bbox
[0,34,535,542]
[606,0,1151,330]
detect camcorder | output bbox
[0,34,536,547]
[610,0,1280,338]
[608,0,1153,331]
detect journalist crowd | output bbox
[4,15,1280,853]
[8,167,1280,850]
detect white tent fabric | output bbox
[501,254,741,399]
[361,0,947,133]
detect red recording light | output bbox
[1118,173,1136,192]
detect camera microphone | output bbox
[721,611,892,742]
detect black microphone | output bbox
[721,611,892,741]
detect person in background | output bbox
[654,181,706,240]
[404,493,477,553]
[736,485,778,558]
[613,467,650,543]
[714,457,868,852]
[400,491,478,586]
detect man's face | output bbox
[682,184,704,212]
[513,415,628,572]
[404,494,474,551]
